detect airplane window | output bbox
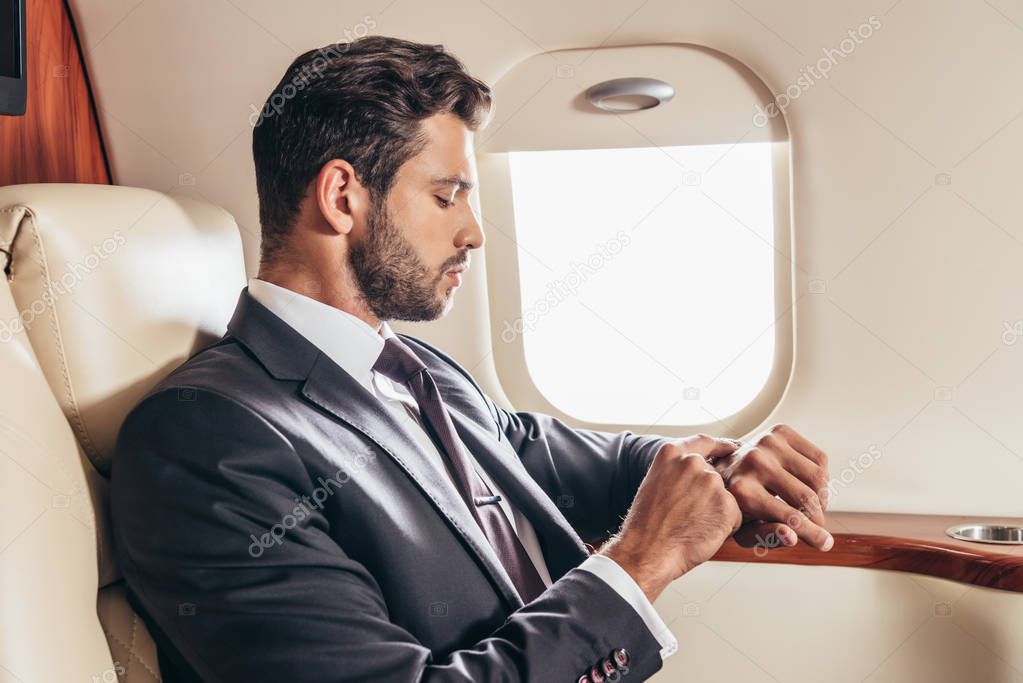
[506,141,775,425]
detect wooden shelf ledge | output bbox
[710,511,1023,593]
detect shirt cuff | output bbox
[577,553,679,660]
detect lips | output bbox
[444,259,469,276]
[444,263,467,287]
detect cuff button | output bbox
[611,647,631,669]
[601,657,621,681]
[589,664,606,683]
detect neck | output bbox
[257,258,383,333]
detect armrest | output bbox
[593,512,1023,593]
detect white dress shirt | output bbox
[247,277,678,660]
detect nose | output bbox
[455,202,485,251]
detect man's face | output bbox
[348,113,484,322]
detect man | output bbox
[111,36,833,683]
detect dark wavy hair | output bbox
[251,35,493,264]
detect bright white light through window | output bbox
[507,142,777,425]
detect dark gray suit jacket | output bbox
[110,287,674,682]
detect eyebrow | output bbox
[430,175,475,193]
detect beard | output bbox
[347,195,455,322]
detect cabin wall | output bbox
[68,1,1023,680]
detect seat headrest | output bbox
[0,183,246,474]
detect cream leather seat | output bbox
[0,183,246,682]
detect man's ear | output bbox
[315,159,369,236]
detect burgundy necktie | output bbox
[372,335,547,603]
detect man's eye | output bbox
[435,196,453,208]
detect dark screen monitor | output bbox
[0,0,26,116]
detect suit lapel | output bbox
[300,354,525,611]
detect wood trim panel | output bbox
[0,0,110,186]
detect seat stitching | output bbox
[126,610,138,680]
[25,212,107,552]
[103,624,161,682]
[25,214,103,463]
[22,211,107,573]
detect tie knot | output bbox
[372,336,427,385]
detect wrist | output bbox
[598,539,670,604]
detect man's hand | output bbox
[600,435,743,603]
[709,424,834,552]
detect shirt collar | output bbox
[246,277,394,393]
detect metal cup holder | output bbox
[945,523,1023,545]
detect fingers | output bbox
[779,427,831,509]
[733,521,797,549]
[766,448,827,526]
[777,443,832,512]
[726,446,826,528]
[751,490,834,551]
[754,426,831,512]
[677,451,717,470]
[772,424,829,470]
[673,433,740,460]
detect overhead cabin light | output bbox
[584,76,675,112]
